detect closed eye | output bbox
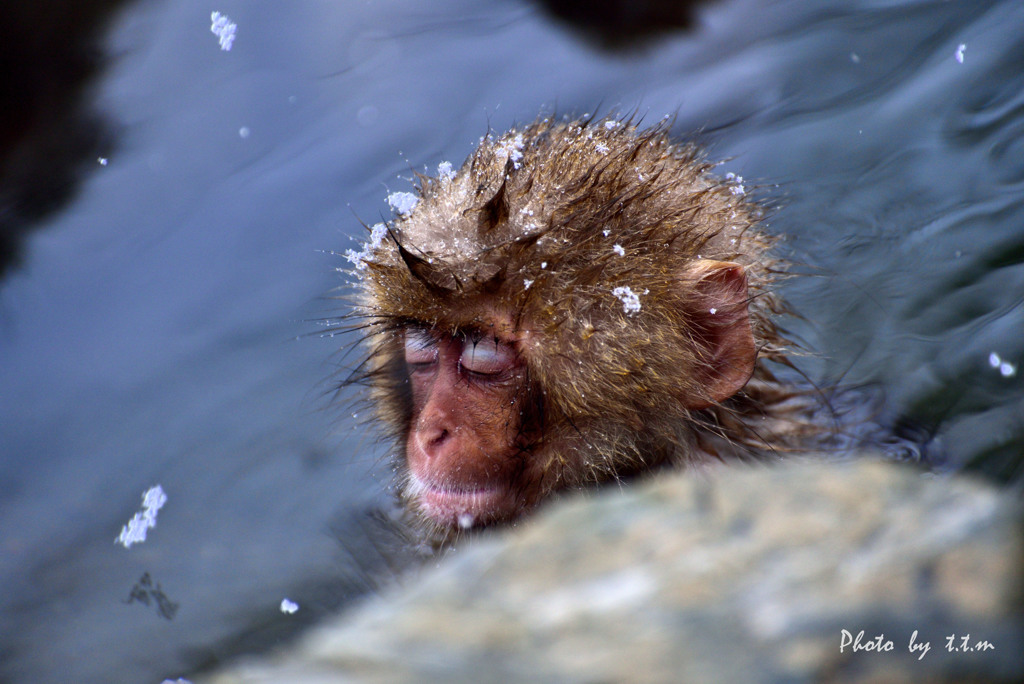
[404,328,438,366]
[460,336,516,375]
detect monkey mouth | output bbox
[406,474,515,528]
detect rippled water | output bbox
[1,0,1021,682]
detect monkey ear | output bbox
[681,260,757,410]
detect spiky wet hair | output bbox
[346,116,808,507]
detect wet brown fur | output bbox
[344,116,814,540]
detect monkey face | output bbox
[350,117,798,544]
[402,326,539,530]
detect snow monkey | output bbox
[342,116,811,544]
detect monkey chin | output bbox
[404,472,520,531]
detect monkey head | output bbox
[345,117,788,542]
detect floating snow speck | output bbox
[458,513,475,529]
[955,43,966,64]
[280,598,299,614]
[116,485,167,548]
[612,286,642,315]
[388,191,419,215]
[988,351,1017,378]
[210,12,237,51]
[613,244,625,257]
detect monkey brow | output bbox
[400,320,498,344]
[404,326,437,351]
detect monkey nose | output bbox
[416,424,451,458]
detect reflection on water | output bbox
[0,0,1021,682]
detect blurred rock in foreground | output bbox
[203,457,1023,684]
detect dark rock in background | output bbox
[0,0,122,277]
[202,458,1024,683]
[536,0,711,49]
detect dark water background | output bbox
[1,0,1021,682]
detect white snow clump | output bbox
[116,485,167,549]
[387,191,419,215]
[437,161,456,181]
[612,286,642,315]
[344,222,388,271]
[498,133,525,169]
[210,12,237,51]
[725,172,745,196]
